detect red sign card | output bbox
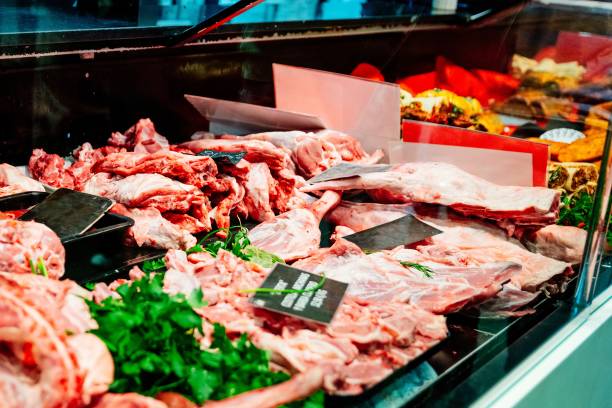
[402,120,549,187]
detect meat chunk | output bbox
[108,118,170,153]
[83,173,211,223]
[178,139,291,171]
[303,162,560,227]
[0,273,113,407]
[248,190,341,261]
[293,239,519,314]
[29,149,76,189]
[112,205,196,250]
[525,224,587,264]
[243,162,275,222]
[0,219,65,279]
[0,163,45,194]
[93,150,218,188]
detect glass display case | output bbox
[0,1,610,407]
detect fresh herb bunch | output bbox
[86,274,321,406]
[557,192,594,229]
[400,261,435,278]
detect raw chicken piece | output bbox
[243,162,275,222]
[112,205,196,250]
[108,118,170,153]
[93,150,218,188]
[0,219,65,279]
[0,273,113,407]
[0,163,45,193]
[524,224,587,264]
[303,162,560,227]
[199,369,324,408]
[293,239,520,314]
[248,190,341,261]
[178,139,291,171]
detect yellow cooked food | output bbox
[558,136,606,163]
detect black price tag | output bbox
[308,162,392,183]
[250,264,348,324]
[196,149,246,165]
[344,214,442,251]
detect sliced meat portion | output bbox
[0,163,45,193]
[108,118,170,153]
[112,205,196,250]
[93,150,218,189]
[524,224,587,264]
[293,239,518,314]
[200,368,323,408]
[178,139,290,171]
[0,219,65,279]
[248,190,341,262]
[303,162,560,227]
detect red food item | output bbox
[351,62,385,82]
[397,71,437,94]
[473,69,520,102]
[435,56,489,104]
[534,45,557,62]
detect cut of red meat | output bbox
[248,190,341,261]
[0,219,65,279]
[243,162,275,222]
[524,224,587,264]
[93,150,218,189]
[29,149,76,189]
[112,205,197,250]
[303,162,560,227]
[108,118,170,153]
[178,139,291,171]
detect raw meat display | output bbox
[0,219,65,279]
[1,116,590,405]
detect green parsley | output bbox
[400,261,435,278]
[86,274,322,406]
[557,192,594,228]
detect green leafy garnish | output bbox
[29,257,48,278]
[400,261,435,278]
[142,257,167,273]
[86,274,320,406]
[548,167,563,187]
[558,192,594,229]
[186,226,283,268]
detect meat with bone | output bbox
[83,173,211,221]
[93,150,218,189]
[523,224,587,264]
[178,139,291,171]
[303,162,560,227]
[159,249,446,395]
[0,163,45,195]
[108,118,170,153]
[293,238,519,314]
[0,273,113,408]
[112,204,196,250]
[247,190,341,262]
[0,219,65,279]
[29,149,76,189]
